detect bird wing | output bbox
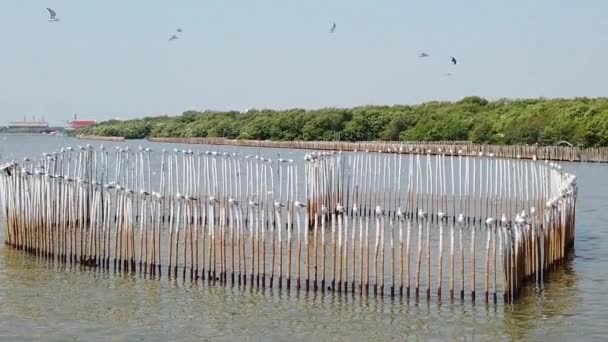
[177,28,183,33]
[47,8,56,18]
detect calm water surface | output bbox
[1,135,607,341]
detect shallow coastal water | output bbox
[1,135,607,341]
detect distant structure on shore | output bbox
[8,115,49,129]
[2,115,56,134]
[67,114,96,130]
[0,114,96,134]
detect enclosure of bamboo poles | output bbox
[0,145,577,304]
[146,136,608,163]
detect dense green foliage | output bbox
[77,97,608,147]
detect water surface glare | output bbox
[1,135,606,340]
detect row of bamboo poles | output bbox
[147,137,608,163]
[0,146,577,303]
[76,135,126,142]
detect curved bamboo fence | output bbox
[1,146,577,304]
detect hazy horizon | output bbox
[1,0,606,124]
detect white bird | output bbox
[418,209,427,219]
[520,210,527,219]
[330,22,336,33]
[294,201,306,209]
[47,8,60,22]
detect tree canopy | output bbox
[77,97,608,147]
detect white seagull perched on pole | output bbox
[47,8,60,22]
[329,22,336,33]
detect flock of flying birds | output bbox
[328,20,457,75]
[46,9,458,76]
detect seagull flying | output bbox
[47,8,59,22]
[329,22,336,33]
[418,52,429,58]
[169,34,179,41]
[176,28,183,33]
[451,56,457,65]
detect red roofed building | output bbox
[69,120,96,129]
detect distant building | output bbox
[69,120,96,129]
[67,114,96,130]
[8,116,49,129]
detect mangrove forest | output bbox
[77,97,608,147]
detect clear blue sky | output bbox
[1,0,606,124]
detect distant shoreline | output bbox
[0,127,65,134]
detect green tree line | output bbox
[77,97,608,147]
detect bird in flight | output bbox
[419,52,429,58]
[444,71,454,77]
[329,22,336,33]
[46,8,60,22]
[176,28,183,33]
[169,35,179,41]
[451,56,457,65]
